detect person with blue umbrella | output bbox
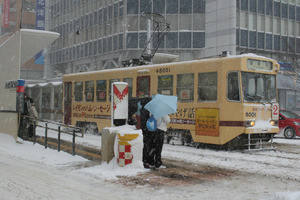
[149,114,170,168]
[144,94,176,169]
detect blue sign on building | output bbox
[35,0,45,64]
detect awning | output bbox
[25,81,62,88]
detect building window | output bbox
[241,0,248,11]
[274,1,281,18]
[93,41,97,55]
[241,29,248,47]
[113,35,118,51]
[153,32,165,49]
[103,38,107,53]
[99,9,103,23]
[108,5,113,20]
[179,32,191,48]
[119,1,124,17]
[274,35,280,51]
[127,0,138,14]
[282,36,288,51]
[266,0,273,16]
[139,32,147,49]
[193,0,205,13]
[236,29,240,45]
[296,38,300,53]
[104,7,108,22]
[266,33,272,50]
[154,0,165,14]
[119,34,124,50]
[98,39,102,54]
[108,36,112,52]
[198,72,218,101]
[258,32,264,49]
[81,44,85,58]
[180,0,192,13]
[140,0,152,14]
[166,32,178,48]
[76,45,80,59]
[288,37,295,52]
[193,32,205,48]
[249,31,256,48]
[94,10,98,25]
[282,3,288,19]
[258,0,265,14]
[250,0,256,13]
[289,5,295,20]
[167,0,178,14]
[85,43,88,57]
[126,32,138,48]
[89,42,93,56]
[114,3,119,18]
[297,6,300,21]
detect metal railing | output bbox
[21,116,85,156]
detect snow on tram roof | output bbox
[64,53,276,77]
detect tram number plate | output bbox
[272,103,279,120]
[156,67,171,73]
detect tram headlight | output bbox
[270,120,278,126]
[245,120,255,127]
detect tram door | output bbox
[64,82,72,125]
[137,76,150,98]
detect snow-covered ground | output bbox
[0,125,300,200]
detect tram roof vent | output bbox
[152,53,179,64]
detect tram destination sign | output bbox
[247,59,273,71]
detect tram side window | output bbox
[158,75,173,95]
[227,72,240,101]
[198,72,217,101]
[177,73,194,101]
[85,81,95,102]
[97,80,107,102]
[74,81,83,102]
[123,78,133,98]
[109,79,121,101]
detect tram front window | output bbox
[242,72,276,103]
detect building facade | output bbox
[46,0,300,76]
[9,0,298,121]
[0,0,44,80]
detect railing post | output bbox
[45,122,48,149]
[33,120,36,145]
[72,130,75,156]
[58,126,61,152]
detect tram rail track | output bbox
[162,142,300,181]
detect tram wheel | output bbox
[226,136,244,150]
[284,127,295,139]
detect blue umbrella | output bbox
[144,94,178,120]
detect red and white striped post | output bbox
[111,82,128,127]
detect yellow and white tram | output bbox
[63,53,279,149]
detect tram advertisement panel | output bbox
[195,108,219,137]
